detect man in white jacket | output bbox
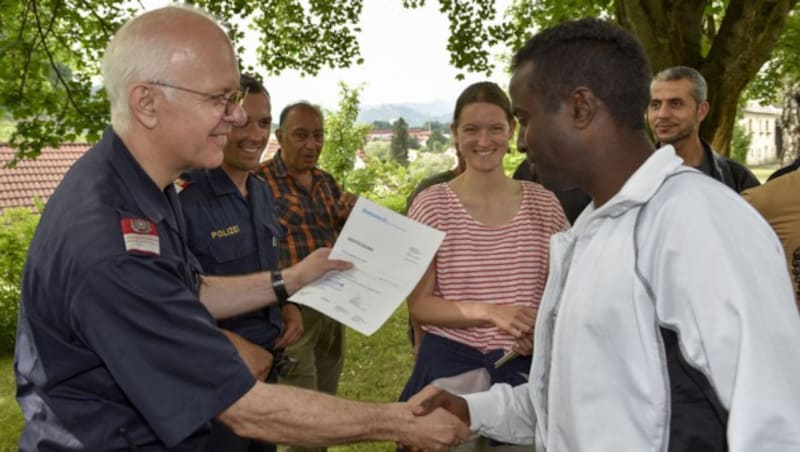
[411,17,800,452]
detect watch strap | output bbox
[271,269,290,307]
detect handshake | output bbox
[397,385,472,452]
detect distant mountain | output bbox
[358,100,453,127]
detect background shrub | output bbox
[730,121,753,165]
[0,205,40,354]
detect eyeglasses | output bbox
[149,81,248,117]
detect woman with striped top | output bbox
[400,82,567,449]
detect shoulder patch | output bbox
[120,218,160,256]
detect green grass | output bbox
[330,305,414,451]
[0,307,414,451]
[0,354,22,452]
[748,164,778,184]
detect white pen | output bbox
[494,350,520,368]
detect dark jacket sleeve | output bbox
[723,157,761,192]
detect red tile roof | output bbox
[1,136,279,212]
[0,143,90,211]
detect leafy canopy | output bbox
[1,0,510,164]
[317,82,371,188]
[2,0,798,162]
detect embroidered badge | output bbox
[121,218,160,256]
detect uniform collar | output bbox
[207,167,240,196]
[106,128,179,231]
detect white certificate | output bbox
[289,197,445,335]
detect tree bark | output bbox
[616,0,707,73]
[701,0,798,155]
[781,82,800,164]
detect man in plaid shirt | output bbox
[259,101,356,452]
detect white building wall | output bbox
[739,101,782,165]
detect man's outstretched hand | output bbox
[411,385,470,425]
[399,385,471,451]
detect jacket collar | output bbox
[572,146,685,233]
[700,138,727,182]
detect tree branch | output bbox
[31,0,83,115]
[17,0,36,100]
[76,0,114,40]
[701,0,799,150]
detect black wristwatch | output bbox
[271,269,290,307]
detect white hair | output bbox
[102,5,226,134]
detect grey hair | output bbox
[102,5,225,134]
[652,66,708,104]
[278,101,325,133]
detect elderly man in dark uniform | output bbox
[13,5,468,452]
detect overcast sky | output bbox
[144,0,513,115]
[252,0,513,114]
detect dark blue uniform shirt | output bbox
[14,128,256,451]
[178,168,283,351]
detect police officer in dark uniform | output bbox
[13,7,342,451]
[179,74,303,452]
[14,6,467,451]
[16,117,258,452]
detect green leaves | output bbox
[438,0,510,78]
[245,0,365,76]
[2,0,798,164]
[747,9,800,104]
[390,117,410,165]
[0,0,127,164]
[317,82,371,188]
[0,0,609,164]
[0,205,41,353]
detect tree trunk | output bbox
[616,0,707,73]
[702,0,798,154]
[781,82,800,165]
[616,0,798,156]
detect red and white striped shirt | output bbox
[409,181,567,352]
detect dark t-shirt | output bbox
[512,160,590,225]
[696,149,715,176]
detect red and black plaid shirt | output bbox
[259,150,347,267]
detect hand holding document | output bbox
[289,197,445,335]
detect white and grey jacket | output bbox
[464,146,800,451]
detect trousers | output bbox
[279,307,345,452]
